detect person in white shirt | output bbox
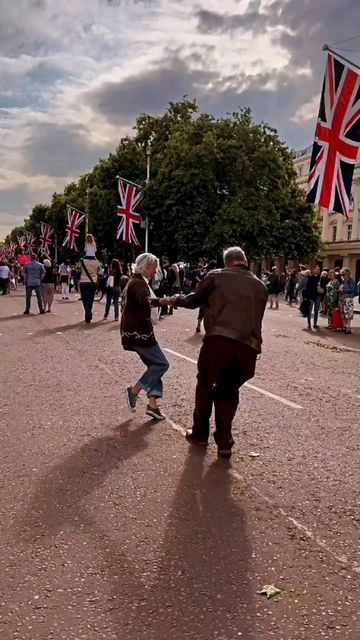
[59,260,71,299]
[0,260,13,295]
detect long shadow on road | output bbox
[17,427,254,639]
[104,449,255,639]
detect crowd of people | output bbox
[262,264,359,333]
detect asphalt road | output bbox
[0,287,359,639]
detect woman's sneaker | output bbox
[146,406,166,421]
[126,387,137,413]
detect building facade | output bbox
[294,146,360,282]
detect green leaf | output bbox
[259,585,282,599]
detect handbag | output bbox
[300,298,310,317]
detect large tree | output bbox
[6,100,321,264]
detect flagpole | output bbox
[85,186,89,236]
[323,44,360,72]
[145,140,151,252]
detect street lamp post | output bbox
[145,140,152,252]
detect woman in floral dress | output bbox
[325,270,340,330]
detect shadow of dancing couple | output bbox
[19,420,255,639]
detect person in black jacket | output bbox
[104,259,122,321]
[304,264,321,329]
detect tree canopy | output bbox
[5,99,321,264]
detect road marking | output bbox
[98,362,113,375]
[230,469,360,576]
[164,413,360,576]
[56,331,63,335]
[27,332,33,335]
[164,348,303,409]
[340,346,360,353]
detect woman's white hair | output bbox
[134,252,159,274]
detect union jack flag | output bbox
[63,206,85,250]
[307,52,360,218]
[17,236,26,250]
[40,222,54,251]
[7,242,16,257]
[116,178,142,246]
[26,232,36,251]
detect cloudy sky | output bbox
[1,0,360,239]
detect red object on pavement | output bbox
[331,308,343,331]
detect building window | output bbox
[332,225,337,243]
[349,189,354,211]
[298,166,303,177]
[347,224,352,241]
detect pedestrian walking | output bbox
[79,235,100,323]
[41,258,55,312]
[59,260,71,299]
[339,268,357,334]
[104,259,122,321]
[23,253,45,314]
[320,269,329,315]
[121,253,171,421]
[0,259,12,295]
[325,270,340,329]
[304,265,321,330]
[287,269,298,306]
[174,246,268,458]
[268,266,280,309]
[12,262,19,290]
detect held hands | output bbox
[159,295,180,308]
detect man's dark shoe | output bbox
[146,405,166,421]
[23,310,30,315]
[217,449,232,459]
[185,429,208,446]
[39,309,45,314]
[126,386,137,413]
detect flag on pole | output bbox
[26,232,36,251]
[116,178,142,246]
[17,236,26,250]
[63,206,85,249]
[307,51,360,219]
[40,222,54,252]
[7,242,16,257]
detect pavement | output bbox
[0,288,359,640]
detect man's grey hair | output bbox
[223,246,247,266]
[134,252,159,274]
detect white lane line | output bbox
[165,348,197,365]
[98,362,113,375]
[246,383,302,409]
[230,469,360,576]
[164,348,303,410]
[27,332,33,336]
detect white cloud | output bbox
[1,0,356,238]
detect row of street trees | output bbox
[5,99,321,265]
